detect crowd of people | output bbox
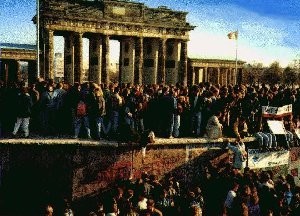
[0,80,300,144]
[0,79,300,148]
[41,165,300,216]
[0,79,300,215]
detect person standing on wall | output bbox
[189,85,205,137]
[86,83,106,140]
[12,87,33,138]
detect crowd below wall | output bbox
[42,164,300,216]
[0,79,300,149]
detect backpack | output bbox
[76,101,87,116]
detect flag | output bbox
[228,31,238,40]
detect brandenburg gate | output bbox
[189,58,245,86]
[37,0,194,85]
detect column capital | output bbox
[75,32,83,36]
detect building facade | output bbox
[0,47,246,86]
[1,1,246,86]
[0,44,37,85]
[37,0,195,85]
[189,58,245,86]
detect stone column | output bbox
[225,69,228,86]
[201,67,205,83]
[218,68,221,86]
[228,68,232,85]
[102,35,110,84]
[119,40,123,84]
[143,38,158,84]
[16,61,21,82]
[227,69,230,85]
[191,66,195,85]
[217,67,220,85]
[120,37,135,84]
[64,32,75,85]
[195,68,200,85]
[158,38,166,84]
[207,68,210,83]
[237,68,242,85]
[199,68,204,83]
[180,40,188,86]
[89,34,102,84]
[44,30,54,80]
[224,69,228,86]
[231,68,234,85]
[204,67,208,82]
[165,39,180,85]
[74,32,83,83]
[233,68,237,85]
[221,68,226,86]
[135,37,143,85]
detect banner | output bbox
[267,120,286,135]
[262,104,292,118]
[248,149,290,169]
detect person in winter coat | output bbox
[189,86,205,137]
[40,84,58,135]
[205,111,223,139]
[12,87,33,138]
[86,83,106,140]
[71,83,91,139]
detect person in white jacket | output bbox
[228,141,247,170]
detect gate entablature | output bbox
[41,0,193,39]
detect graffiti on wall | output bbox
[72,145,222,200]
[289,147,300,186]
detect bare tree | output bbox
[283,66,298,87]
[243,62,264,85]
[262,61,282,85]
